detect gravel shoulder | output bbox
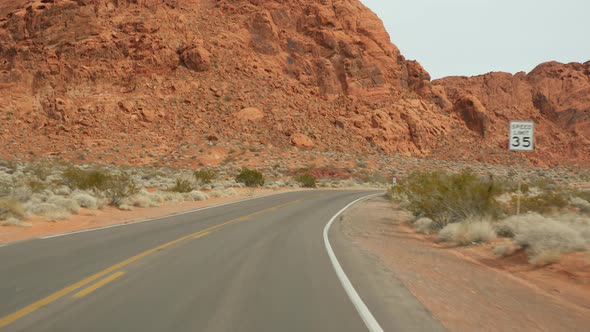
[339,196,590,332]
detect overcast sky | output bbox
[360,0,590,79]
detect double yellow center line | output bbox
[0,197,309,328]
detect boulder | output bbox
[290,133,314,149]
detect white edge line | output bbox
[39,190,299,240]
[323,193,384,332]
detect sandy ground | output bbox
[341,196,590,332]
[0,188,291,245]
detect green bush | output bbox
[104,174,139,206]
[169,178,194,193]
[394,170,503,228]
[62,166,137,205]
[194,169,217,184]
[62,166,110,191]
[295,173,317,188]
[236,168,265,187]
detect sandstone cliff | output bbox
[0,0,587,167]
[433,62,590,166]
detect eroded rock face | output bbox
[0,0,587,167]
[433,62,590,165]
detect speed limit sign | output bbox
[509,121,534,151]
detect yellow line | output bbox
[0,196,310,328]
[72,272,126,299]
[193,231,211,239]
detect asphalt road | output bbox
[0,190,444,332]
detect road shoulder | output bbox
[338,196,590,332]
[330,196,447,332]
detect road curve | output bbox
[0,190,441,332]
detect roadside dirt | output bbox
[341,196,590,332]
[0,188,288,245]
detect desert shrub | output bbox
[493,244,517,257]
[24,162,53,181]
[236,168,265,187]
[528,177,558,191]
[129,194,154,208]
[575,190,590,203]
[1,218,31,227]
[169,178,194,193]
[0,197,26,221]
[103,173,139,206]
[570,197,590,214]
[118,204,133,211]
[72,191,98,209]
[414,217,435,234]
[514,192,569,214]
[11,186,33,202]
[160,192,185,202]
[0,159,18,172]
[438,219,497,245]
[25,201,70,220]
[209,188,238,198]
[47,196,80,214]
[499,213,587,263]
[529,250,562,266]
[189,190,209,201]
[295,173,317,188]
[27,178,48,193]
[194,169,217,184]
[62,166,110,191]
[394,170,503,228]
[53,186,71,196]
[62,167,137,204]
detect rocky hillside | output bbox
[433,61,590,166]
[0,0,588,168]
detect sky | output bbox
[360,0,590,79]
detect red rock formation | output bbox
[0,0,587,167]
[434,62,590,166]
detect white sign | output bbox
[509,121,535,151]
[392,177,397,186]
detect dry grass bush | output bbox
[394,170,503,229]
[414,217,435,234]
[438,218,497,245]
[71,191,99,209]
[209,188,238,199]
[493,244,517,257]
[189,190,208,201]
[498,213,588,263]
[1,217,31,227]
[530,250,562,266]
[129,195,156,208]
[514,192,569,214]
[0,197,26,221]
[570,196,590,214]
[24,162,53,181]
[46,196,80,214]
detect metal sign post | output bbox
[509,121,535,214]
